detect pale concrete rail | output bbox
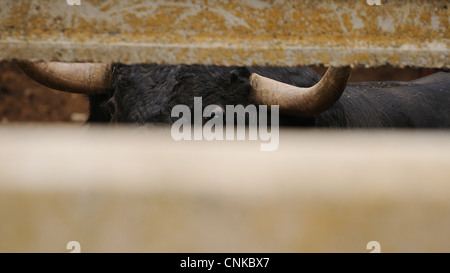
[0,126,449,252]
[0,0,448,67]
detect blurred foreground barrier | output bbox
[0,126,449,252]
[0,0,448,67]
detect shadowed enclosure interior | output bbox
[0,61,440,124]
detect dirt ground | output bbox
[0,61,89,124]
[0,60,438,124]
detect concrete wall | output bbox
[1,0,448,67]
[1,127,449,252]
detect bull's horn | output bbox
[15,60,112,94]
[249,66,352,116]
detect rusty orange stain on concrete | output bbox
[0,0,448,67]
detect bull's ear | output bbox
[229,67,251,83]
[14,60,113,95]
[228,67,253,105]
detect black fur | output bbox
[317,75,450,128]
[88,64,450,128]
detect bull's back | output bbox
[317,72,450,128]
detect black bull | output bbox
[87,64,450,128]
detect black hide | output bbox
[88,64,450,128]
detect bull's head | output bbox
[16,60,351,117]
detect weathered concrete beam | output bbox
[0,0,448,67]
[1,126,449,252]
